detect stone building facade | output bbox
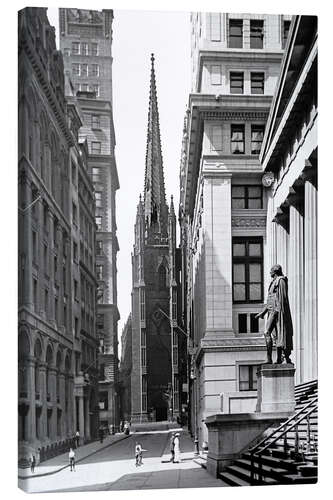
[260,15,317,385]
[179,13,291,445]
[130,55,186,423]
[118,315,132,423]
[18,7,98,462]
[59,8,120,430]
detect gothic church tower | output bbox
[130,55,179,423]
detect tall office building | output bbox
[59,8,120,430]
[179,13,290,445]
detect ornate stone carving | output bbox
[232,217,266,228]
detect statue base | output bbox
[256,363,296,413]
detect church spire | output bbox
[144,53,168,238]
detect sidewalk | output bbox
[18,433,130,480]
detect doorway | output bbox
[155,407,167,421]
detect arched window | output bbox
[34,339,42,397]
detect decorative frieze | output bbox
[201,110,268,122]
[232,216,266,228]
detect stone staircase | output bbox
[219,379,318,486]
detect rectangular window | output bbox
[238,313,247,333]
[230,72,244,94]
[80,83,89,92]
[92,115,101,129]
[233,237,263,303]
[74,279,78,301]
[211,65,222,85]
[96,265,103,281]
[72,42,79,55]
[74,317,79,337]
[91,84,100,97]
[55,297,58,323]
[91,64,99,77]
[95,192,102,207]
[91,142,101,154]
[72,63,80,76]
[54,255,58,280]
[91,43,98,56]
[92,167,100,183]
[80,64,88,77]
[96,240,103,255]
[283,20,291,48]
[95,216,102,230]
[43,244,48,272]
[71,161,77,186]
[250,20,264,49]
[239,365,259,391]
[231,124,245,154]
[251,125,265,154]
[73,242,78,262]
[232,185,263,209]
[63,266,67,295]
[250,313,259,333]
[44,288,49,315]
[72,202,77,225]
[33,278,38,308]
[81,42,88,55]
[229,19,243,48]
[251,73,264,94]
[32,230,37,263]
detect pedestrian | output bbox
[69,448,75,472]
[170,433,175,462]
[30,454,36,474]
[75,430,80,448]
[173,433,181,463]
[135,442,143,467]
[119,420,123,433]
[99,426,104,443]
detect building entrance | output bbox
[155,407,167,421]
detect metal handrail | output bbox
[250,395,317,454]
[250,397,318,485]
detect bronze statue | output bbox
[256,264,293,364]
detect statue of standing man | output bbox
[256,264,293,364]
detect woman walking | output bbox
[69,448,76,472]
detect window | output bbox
[91,43,98,56]
[72,63,80,76]
[231,124,245,154]
[63,266,67,294]
[81,42,88,55]
[230,72,244,94]
[33,278,38,308]
[43,244,48,272]
[92,115,100,129]
[80,64,88,77]
[80,83,89,92]
[91,142,101,154]
[91,64,99,77]
[283,20,291,48]
[232,185,263,209]
[91,84,100,97]
[233,237,263,303]
[95,216,102,230]
[72,202,77,225]
[251,73,264,94]
[44,288,49,315]
[64,48,71,57]
[251,125,265,154]
[74,317,79,337]
[55,297,58,323]
[96,241,103,255]
[239,365,259,391]
[229,19,243,48]
[95,191,102,207]
[250,20,264,49]
[32,230,37,263]
[92,167,100,182]
[158,265,167,290]
[72,42,79,55]
[238,313,259,334]
[54,255,58,279]
[96,265,103,280]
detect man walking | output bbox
[135,442,143,467]
[170,433,175,462]
[75,430,80,448]
[256,264,293,364]
[30,454,36,474]
[69,448,76,472]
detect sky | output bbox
[48,5,191,339]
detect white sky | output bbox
[47,5,191,337]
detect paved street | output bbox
[19,431,227,492]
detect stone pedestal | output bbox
[256,364,296,413]
[205,412,291,477]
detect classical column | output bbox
[49,367,57,441]
[28,357,37,444]
[85,393,91,440]
[304,179,318,381]
[59,372,66,437]
[70,376,76,437]
[39,362,47,440]
[288,197,304,384]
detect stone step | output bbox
[219,471,249,486]
[221,465,279,486]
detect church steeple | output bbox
[144,54,168,239]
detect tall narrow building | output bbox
[130,55,185,423]
[59,8,120,430]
